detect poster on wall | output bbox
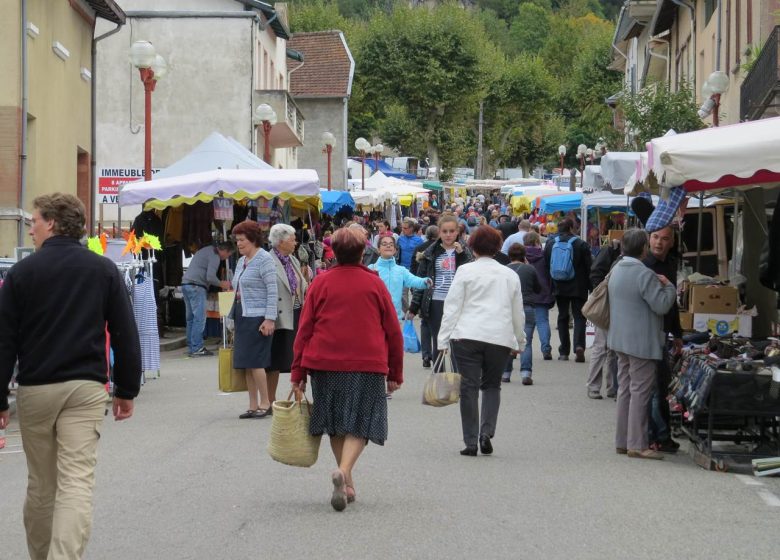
[97,167,161,204]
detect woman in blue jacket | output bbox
[369,234,431,321]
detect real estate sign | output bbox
[97,167,161,204]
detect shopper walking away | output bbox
[231,221,278,419]
[267,224,308,405]
[544,218,592,362]
[181,242,234,356]
[408,214,473,371]
[524,232,554,361]
[0,193,141,560]
[438,226,526,456]
[607,229,676,460]
[501,219,531,254]
[504,243,541,385]
[585,239,621,399]
[291,227,403,511]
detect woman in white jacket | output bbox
[438,226,526,456]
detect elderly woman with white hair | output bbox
[266,223,308,404]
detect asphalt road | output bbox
[2,328,780,560]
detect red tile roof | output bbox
[288,31,354,98]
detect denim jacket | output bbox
[234,250,278,319]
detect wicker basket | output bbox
[267,390,322,468]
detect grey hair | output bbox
[402,217,417,228]
[519,219,531,231]
[621,228,649,259]
[425,225,439,241]
[269,223,296,247]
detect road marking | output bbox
[756,490,780,508]
[735,474,765,486]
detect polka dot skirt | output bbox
[309,371,389,446]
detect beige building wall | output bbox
[666,0,779,126]
[0,0,96,257]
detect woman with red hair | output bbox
[291,226,404,511]
[438,226,526,457]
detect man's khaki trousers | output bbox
[17,380,107,560]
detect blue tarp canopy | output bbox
[320,189,355,215]
[357,158,417,180]
[534,192,583,214]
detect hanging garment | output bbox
[133,271,161,374]
[645,186,686,232]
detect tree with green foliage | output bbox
[483,54,559,172]
[355,4,500,175]
[618,83,705,150]
[508,3,552,55]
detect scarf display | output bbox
[274,248,298,295]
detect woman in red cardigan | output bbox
[291,226,404,512]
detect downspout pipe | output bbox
[671,0,696,87]
[612,4,629,64]
[92,21,123,236]
[19,0,28,247]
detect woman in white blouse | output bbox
[438,226,526,457]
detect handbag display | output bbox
[218,347,247,392]
[422,352,461,407]
[267,389,322,468]
[582,272,611,330]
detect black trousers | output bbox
[451,339,512,447]
[555,296,586,356]
[427,300,446,372]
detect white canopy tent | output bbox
[118,168,321,210]
[647,116,780,191]
[600,152,646,193]
[583,165,604,192]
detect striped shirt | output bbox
[433,249,457,301]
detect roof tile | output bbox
[287,31,353,98]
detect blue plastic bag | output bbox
[403,319,421,353]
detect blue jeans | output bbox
[182,284,207,353]
[520,306,536,378]
[534,304,552,356]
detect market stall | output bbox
[640,119,780,472]
[319,189,355,216]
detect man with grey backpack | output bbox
[544,218,592,362]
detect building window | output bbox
[704,0,716,25]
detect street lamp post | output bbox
[558,145,566,187]
[322,131,336,191]
[586,148,594,165]
[355,137,370,190]
[255,104,277,164]
[577,144,587,190]
[372,143,384,172]
[130,40,166,182]
[706,70,730,127]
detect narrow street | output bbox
[2,327,779,559]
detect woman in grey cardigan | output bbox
[607,229,676,460]
[266,224,308,405]
[231,220,278,419]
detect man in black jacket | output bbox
[643,226,682,453]
[544,218,592,362]
[0,193,141,559]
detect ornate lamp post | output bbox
[130,40,166,182]
[371,143,384,171]
[322,131,336,191]
[558,144,566,186]
[355,137,371,190]
[706,70,730,127]
[576,144,587,190]
[255,103,277,164]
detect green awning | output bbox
[423,181,443,191]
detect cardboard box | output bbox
[692,313,752,337]
[689,285,739,314]
[679,311,693,331]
